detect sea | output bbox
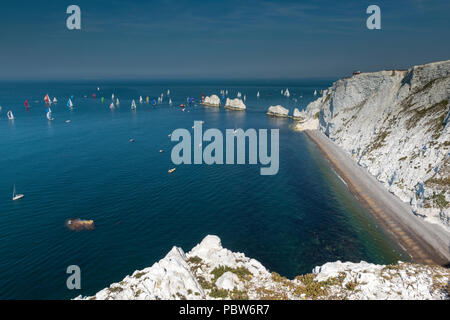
[0,80,408,299]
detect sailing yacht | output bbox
[110,102,115,109]
[257,91,260,98]
[131,99,137,110]
[46,107,54,121]
[139,96,143,104]
[314,89,317,96]
[12,185,24,201]
[44,94,51,105]
[7,111,14,120]
[53,97,58,103]
[67,98,73,109]
[169,98,173,105]
[116,98,120,106]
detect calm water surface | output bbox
[0,80,407,299]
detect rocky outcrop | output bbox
[300,60,450,230]
[225,98,246,110]
[267,105,289,117]
[76,235,449,300]
[202,95,221,107]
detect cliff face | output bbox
[77,235,450,300]
[300,60,450,230]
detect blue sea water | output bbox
[0,80,407,299]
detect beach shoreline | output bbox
[304,130,450,266]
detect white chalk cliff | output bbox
[298,60,450,231]
[76,235,449,300]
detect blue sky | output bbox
[0,0,449,79]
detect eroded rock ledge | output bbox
[76,235,449,300]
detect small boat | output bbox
[65,120,71,123]
[112,93,115,100]
[257,91,260,98]
[110,102,115,109]
[116,98,120,106]
[67,98,73,109]
[53,97,58,103]
[129,138,135,142]
[169,98,173,105]
[314,89,317,96]
[12,185,24,201]
[139,96,143,104]
[7,111,14,120]
[101,97,105,104]
[168,168,176,173]
[159,149,164,153]
[167,89,170,96]
[146,96,149,104]
[131,99,137,110]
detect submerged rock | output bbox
[76,235,449,300]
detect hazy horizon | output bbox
[0,0,449,80]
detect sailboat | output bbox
[314,90,317,96]
[53,97,58,103]
[146,96,149,104]
[25,100,29,110]
[139,96,143,104]
[7,110,14,120]
[112,93,115,100]
[46,107,54,120]
[110,102,115,109]
[12,185,24,201]
[167,89,170,96]
[116,98,120,106]
[131,99,137,110]
[67,98,73,109]
[169,98,173,105]
[257,91,260,98]
[44,94,51,105]
[284,88,290,98]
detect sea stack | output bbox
[224,98,246,110]
[202,95,221,107]
[267,105,289,117]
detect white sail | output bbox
[314,89,317,96]
[112,93,115,100]
[131,100,136,110]
[167,89,170,96]
[46,108,54,121]
[116,98,120,105]
[53,97,58,103]
[284,88,290,97]
[237,92,242,98]
[139,96,143,104]
[257,91,260,98]
[7,110,14,120]
[12,184,24,201]
[169,98,173,105]
[110,102,115,109]
[243,95,246,102]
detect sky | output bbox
[0,0,449,80]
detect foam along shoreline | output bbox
[304,130,450,266]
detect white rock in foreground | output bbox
[203,95,221,107]
[225,98,246,110]
[267,105,289,117]
[76,235,449,300]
